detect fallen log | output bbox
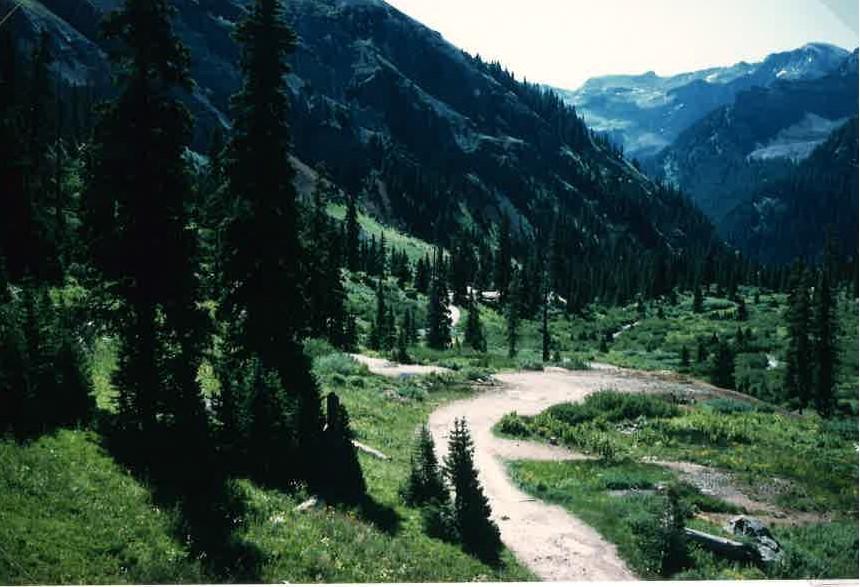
[684,527,758,562]
[353,440,390,460]
[294,496,319,512]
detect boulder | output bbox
[724,515,782,563]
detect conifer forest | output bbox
[0,0,857,582]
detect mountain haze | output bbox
[556,43,851,159]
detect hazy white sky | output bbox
[385,0,859,89]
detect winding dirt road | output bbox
[350,306,751,580]
[427,367,667,581]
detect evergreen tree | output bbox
[344,194,360,272]
[784,262,812,410]
[494,215,512,303]
[344,312,359,352]
[321,393,366,504]
[401,425,448,506]
[463,292,486,352]
[680,345,690,369]
[692,283,704,313]
[84,0,210,459]
[449,235,473,306]
[395,319,411,364]
[711,339,735,389]
[218,0,323,484]
[695,339,708,364]
[736,296,748,321]
[369,278,388,350]
[812,267,837,417]
[444,418,502,564]
[404,308,418,345]
[540,273,551,362]
[414,255,430,294]
[425,276,451,350]
[304,174,346,342]
[506,273,520,358]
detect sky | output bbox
[385,0,859,90]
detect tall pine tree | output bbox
[444,418,502,564]
[463,292,486,352]
[813,267,837,417]
[784,261,812,411]
[218,0,323,485]
[425,275,451,350]
[85,0,210,459]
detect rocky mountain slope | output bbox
[555,43,851,160]
[6,0,720,258]
[720,117,858,265]
[647,51,858,223]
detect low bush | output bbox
[397,382,428,402]
[497,412,530,437]
[518,360,545,371]
[545,391,680,427]
[768,521,859,579]
[314,353,368,378]
[702,398,772,414]
[421,500,460,544]
[304,338,338,359]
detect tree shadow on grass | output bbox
[99,416,264,582]
[354,493,402,535]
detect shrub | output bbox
[563,354,590,370]
[702,398,765,414]
[396,383,427,402]
[304,338,337,359]
[314,353,368,378]
[497,412,531,437]
[545,391,680,427]
[518,359,544,371]
[421,500,460,543]
[401,426,448,506]
[630,485,691,577]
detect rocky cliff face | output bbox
[6,0,720,255]
[555,43,851,160]
[720,117,858,265]
[647,51,858,223]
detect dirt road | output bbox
[350,306,754,579]
[349,354,451,377]
[427,367,670,581]
[351,304,461,377]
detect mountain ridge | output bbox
[6,0,723,264]
[554,42,853,159]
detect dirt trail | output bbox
[428,368,668,581]
[352,304,460,377]
[349,354,451,377]
[352,313,775,579]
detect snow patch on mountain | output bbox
[748,113,850,162]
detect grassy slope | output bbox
[235,352,532,582]
[509,459,859,580]
[0,345,533,584]
[0,430,205,584]
[328,203,434,263]
[503,394,858,513]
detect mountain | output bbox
[554,43,851,159]
[720,118,858,265]
[6,0,722,261]
[648,51,858,222]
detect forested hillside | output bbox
[721,118,859,265]
[4,0,747,306]
[558,42,850,159]
[647,50,858,227]
[0,0,857,583]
